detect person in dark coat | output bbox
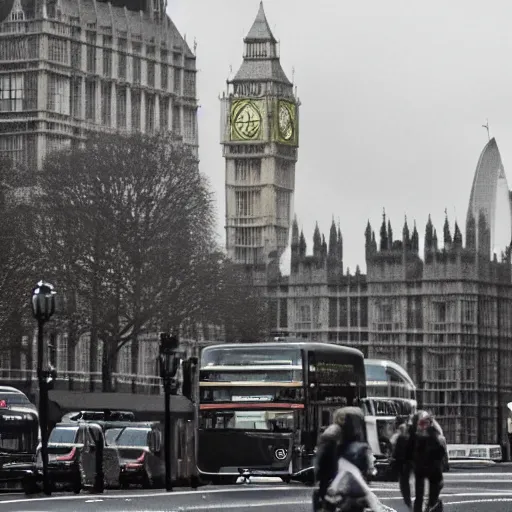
[408,411,446,512]
[390,417,413,509]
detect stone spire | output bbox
[328,218,337,258]
[402,216,410,251]
[299,229,306,257]
[313,222,322,258]
[245,2,276,42]
[411,221,419,253]
[443,211,452,249]
[380,210,388,251]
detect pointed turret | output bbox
[321,234,327,260]
[380,210,388,251]
[371,231,377,253]
[453,222,463,248]
[365,220,373,257]
[433,228,438,251]
[443,213,452,249]
[466,210,476,250]
[402,216,411,251]
[328,218,337,258]
[313,223,322,259]
[424,215,434,257]
[411,221,419,253]
[387,219,393,248]
[246,2,276,42]
[337,225,343,262]
[299,230,306,257]
[232,2,292,86]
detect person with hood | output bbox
[314,407,387,512]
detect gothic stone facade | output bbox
[0,0,198,169]
[255,214,512,445]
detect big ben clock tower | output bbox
[221,2,299,265]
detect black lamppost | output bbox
[31,281,56,496]
[159,332,180,492]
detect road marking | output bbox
[84,499,104,502]
[444,498,512,505]
[0,486,304,505]
[447,472,512,477]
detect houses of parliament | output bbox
[222,3,512,445]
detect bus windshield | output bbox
[0,412,39,454]
[199,409,296,432]
[201,347,302,367]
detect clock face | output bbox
[277,101,296,143]
[231,100,262,141]
[279,103,294,141]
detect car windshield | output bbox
[49,427,78,444]
[115,428,149,447]
[104,428,124,446]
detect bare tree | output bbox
[0,158,39,368]
[39,132,215,390]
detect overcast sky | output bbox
[167,0,512,272]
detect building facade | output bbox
[253,213,512,445]
[467,137,512,257]
[221,2,299,265]
[0,0,198,169]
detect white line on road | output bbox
[444,498,512,505]
[0,486,304,505]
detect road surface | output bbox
[0,469,511,511]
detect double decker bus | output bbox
[197,341,366,484]
[0,387,39,490]
[362,360,417,478]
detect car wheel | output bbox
[142,472,152,489]
[22,474,38,495]
[72,473,82,495]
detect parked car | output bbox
[110,423,164,489]
[28,422,121,493]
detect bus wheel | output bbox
[190,475,199,489]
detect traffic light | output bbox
[159,333,180,379]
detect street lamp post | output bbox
[159,332,180,492]
[31,281,57,497]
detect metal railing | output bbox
[0,368,162,395]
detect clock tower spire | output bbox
[221,2,299,265]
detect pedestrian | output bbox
[390,416,413,510]
[409,411,446,512]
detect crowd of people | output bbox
[313,407,447,512]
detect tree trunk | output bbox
[89,237,101,391]
[102,340,118,392]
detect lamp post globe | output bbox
[31,281,56,322]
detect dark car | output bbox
[32,422,121,493]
